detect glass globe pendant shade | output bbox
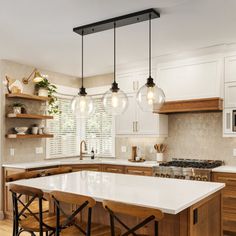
[136,82,165,112]
[102,82,128,116]
[71,88,94,117]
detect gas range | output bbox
[153,159,223,181]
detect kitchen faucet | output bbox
[80,140,87,160]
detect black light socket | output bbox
[146,76,156,87]
[79,86,87,96]
[110,81,120,93]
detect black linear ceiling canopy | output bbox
[73,8,160,35]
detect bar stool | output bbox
[7,167,73,216]
[9,184,60,236]
[7,171,50,216]
[51,191,121,236]
[103,200,164,236]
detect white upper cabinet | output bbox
[116,69,154,94]
[156,57,223,101]
[224,83,236,108]
[225,56,236,83]
[224,56,236,108]
[115,94,168,137]
[115,94,136,135]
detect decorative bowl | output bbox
[14,127,28,135]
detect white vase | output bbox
[31,127,39,135]
[38,88,48,97]
[13,107,21,114]
[156,153,164,162]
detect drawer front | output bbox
[125,167,153,176]
[71,165,101,172]
[102,165,125,173]
[213,172,236,188]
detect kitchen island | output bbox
[10,171,225,236]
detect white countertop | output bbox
[2,158,158,169]
[10,171,225,215]
[212,165,236,173]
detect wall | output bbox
[165,112,236,165]
[1,60,79,164]
[116,137,165,160]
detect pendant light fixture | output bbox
[136,14,165,112]
[102,23,128,116]
[71,32,93,117]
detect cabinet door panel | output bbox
[115,95,136,135]
[223,109,233,134]
[157,59,222,101]
[136,106,168,136]
[225,56,236,83]
[225,83,236,108]
[116,73,135,94]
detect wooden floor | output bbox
[0,220,39,236]
[0,219,233,236]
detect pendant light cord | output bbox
[114,22,116,83]
[81,30,84,88]
[149,14,151,78]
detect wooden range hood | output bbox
[154,97,223,114]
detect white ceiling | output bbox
[0,0,236,77]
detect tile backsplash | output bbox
[116,137,165,161]
[165,112,236,165]
[116,112,236,165]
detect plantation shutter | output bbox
[85,97,114,157]
[47,97,78,158]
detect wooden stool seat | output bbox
[19,213,66,232]
[103,201,164,236]
[18,199,49,214]
[61,222,121,236]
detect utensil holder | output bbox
[156,153,163,162]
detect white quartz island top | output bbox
[213,165,236,173]
[10,171,225,215]
[2,158,158,169]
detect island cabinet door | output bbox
[189,191,222,236]
[212,172,236,234]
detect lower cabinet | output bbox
[212,172,236,234]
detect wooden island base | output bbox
[85,191,222,236]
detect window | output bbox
[47,91,115,159]
[84,96,115,157]
[47,96,79,158]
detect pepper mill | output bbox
[131,146,137,161]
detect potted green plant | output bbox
[11,102,25,114]
[35,78,60,115]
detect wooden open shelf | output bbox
[6,93,50,102]
[6,113,53,119]
[6,134,54,139]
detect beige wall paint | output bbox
[1,60,79,164]
[84,73,113,88]
[165,112,236,165]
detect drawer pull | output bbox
[107,168,121,172]
[128,170,144,174]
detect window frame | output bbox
[46,84,115,159]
